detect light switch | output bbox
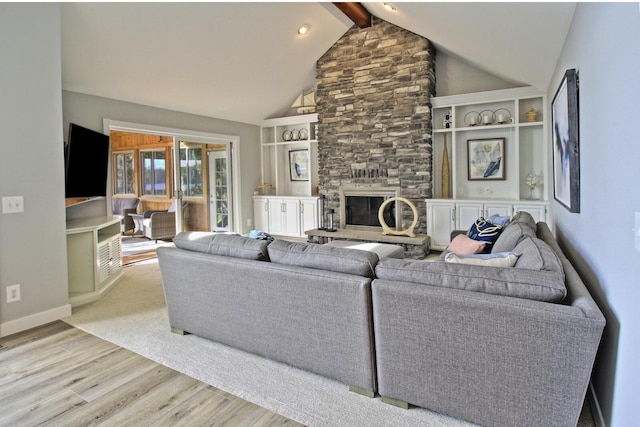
[2,196,24,214]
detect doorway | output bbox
[105,119,240,236]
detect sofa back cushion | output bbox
[513,236,564,275]
[491,222,536,253]
[268,239,378,278]
[173,232,270,261]
[375,256,567,302]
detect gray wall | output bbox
[62,91,261,234]
[0,4,70,334]
[548,3,640,426]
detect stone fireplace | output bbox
[316,17,436,235]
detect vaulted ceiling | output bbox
[61,2,576,125]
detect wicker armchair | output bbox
[138,200,187,242]
[112,197,140,234]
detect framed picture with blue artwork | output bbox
[552,68,580,213]
[467,138,505,180]
[289,149,309,181]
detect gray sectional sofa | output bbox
[157,211,605,427]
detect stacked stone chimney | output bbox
[316,17,436,234]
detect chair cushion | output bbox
[173,232,270,261]
[268,239,378,278]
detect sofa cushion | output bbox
[173,232,270,261]
[445,251,520,267]
[510,210,537,231]
[446,234,486,254]
[491,222,537,253]
[375,257,567,302]
[268,239,378,278]
[513,236,564,275]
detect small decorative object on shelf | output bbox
[479,110,495,125]
[291,129,300,141]
[525,169,542,200]
[464,111,480,127]
[256,183,276,196]
[526,108,538,122]
[283,130,292,141]
[326,208,337,232]
[494,108,512,124]
[299,128,309,140]
[443,109,452,128]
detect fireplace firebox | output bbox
[339,187,399,231]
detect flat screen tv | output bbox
[64,123,110,198]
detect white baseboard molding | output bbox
[0,304,72,337]
[588,381,607,427]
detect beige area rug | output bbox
[63,260,476,427]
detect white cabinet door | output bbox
[426,201,456,250]
[253,198,269,231]
[513,203,547,223]
[282,199,300,236]
[485,203,513,219]
[456,203,484,230]
[268,199,285,235]
[300,198,318,234]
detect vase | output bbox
[442,134,451,198]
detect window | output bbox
[180,146,203,197]
[141,149,166,196]
[112,151,135,195]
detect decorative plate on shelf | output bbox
[283,130,292,141]
[464,111,481,127]
[299,128,309,140]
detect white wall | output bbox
[548,4,640,426]
[62,91,261,235]
[435,50,520,96]
[0,4,71,336]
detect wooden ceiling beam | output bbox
[333,2,372,28]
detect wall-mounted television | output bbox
[64,123,110,198]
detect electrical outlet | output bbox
[7,284,21,303]
[247,218,252,227]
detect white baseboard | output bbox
[0,304,72,337]
[588,381,607,427]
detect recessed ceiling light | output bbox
[383,3,396,12]
[297,24,310,35]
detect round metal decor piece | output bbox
[378,196,418,238]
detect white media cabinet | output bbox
[66,216,123,307]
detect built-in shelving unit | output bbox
[427,87,549,250]
[255,114,320,237]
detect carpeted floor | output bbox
[63,259,595,427]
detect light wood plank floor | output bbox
[0,321,303,427]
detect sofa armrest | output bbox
[372,278,605,427]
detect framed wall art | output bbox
[552,68,580,213]
[467,138,505,180]
[289,149,309,181]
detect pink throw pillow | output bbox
[447,234,486,254]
